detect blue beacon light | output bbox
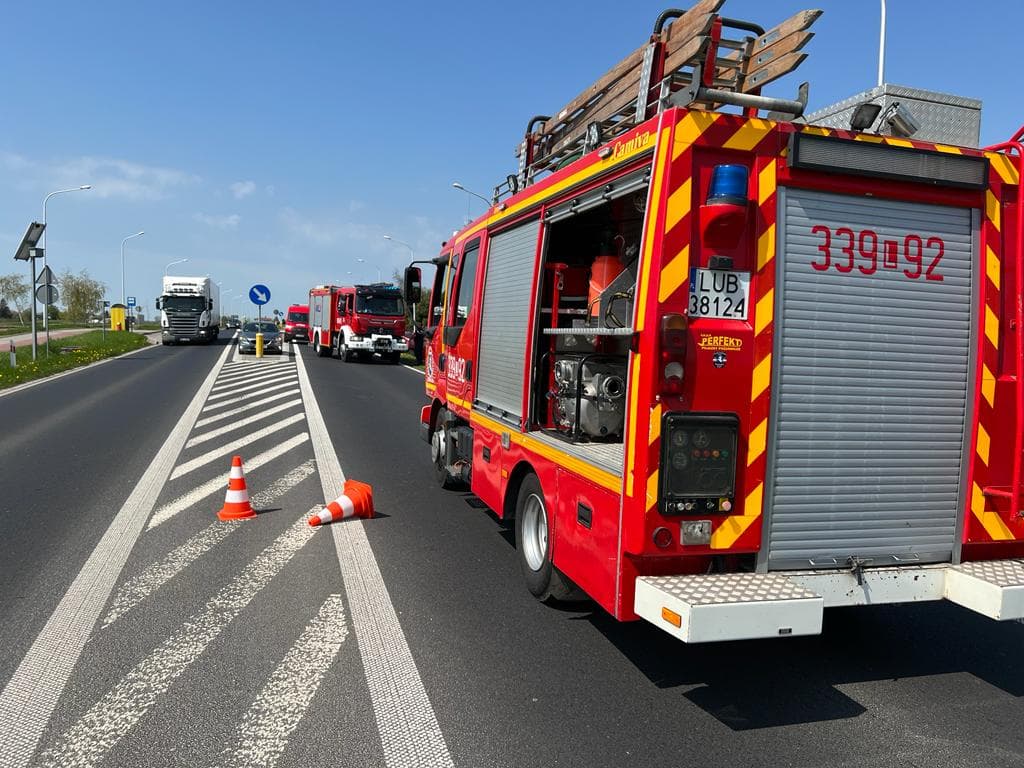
[707,164,749,206]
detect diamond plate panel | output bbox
[806,83,981,147]
[639,573,818,605]
[952,559,1024,588]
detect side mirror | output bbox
[404,266,422,304]
[208,299,214,310]
[155,298,162,310]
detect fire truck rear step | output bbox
[637,560,1024,642]
[634,573,823,643]
[944,560,1024,621]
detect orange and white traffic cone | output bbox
[308,479,374,526]
[217,455,256,521]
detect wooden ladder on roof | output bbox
[505,0,822,195]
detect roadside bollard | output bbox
[255,332,264,358]
[9,339,15,368]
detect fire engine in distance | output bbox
[309,283,409,363]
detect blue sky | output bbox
[1,0,1021,317]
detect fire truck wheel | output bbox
[335,334,354,362]
[515,474,576,602]
[431,410,460,489]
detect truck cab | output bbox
[157,275,220,345]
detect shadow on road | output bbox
[584,600,1024,730]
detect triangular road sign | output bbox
[37,265,54,286]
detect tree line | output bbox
[0,269,106,325]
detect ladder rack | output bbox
[502,1,821,196]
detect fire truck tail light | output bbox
[663,366,684,395]
[660,313,687,357]
[653,526,673,548]
[661,314,687,394]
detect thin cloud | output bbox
[230,180,256,199]
[194,212,241,229]
[52,156,199,201]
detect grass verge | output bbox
[0,330,151,390]
[400,351,424,369]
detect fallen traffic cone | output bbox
[217,456,256,521]
[308,479,375,526]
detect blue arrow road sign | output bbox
[249,284,271,305]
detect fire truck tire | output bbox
[515,474,576,603]
[431,411,460,489]
[315,333,330,357]
[335,334,355,362]
[387,351,401,364]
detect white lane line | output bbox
[214,594,348,768]
[194,390,298,429]
[210,370,284,389]
[149,432,310,529]
[171,412,306,480]
[402,365,425,376]
[211,366,293,389]
[36,513,321,768]
[295,347,454,767]
[103,460,317,628]
[185,400,303,448]
[214,368,294,391]
[202,381,299,413]
[206,374,297,402]
[0,341,234,768]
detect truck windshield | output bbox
[163,296,206,311]
[287,311,308,323]
[356,295,404,316]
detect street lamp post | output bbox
[121,231,145,323]
[165,257,188,274]
[41,184,91,346]
[451,181,492,224]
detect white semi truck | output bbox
[157,275,220,344]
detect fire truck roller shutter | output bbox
[475,218,542,421]
[765,188,975,570]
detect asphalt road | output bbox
[2,339,1024,768]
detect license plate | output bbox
[688,268,750,320]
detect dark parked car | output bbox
[237,321,283,354]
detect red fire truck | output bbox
[309,283,409,363]
[404,1,1024,643]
